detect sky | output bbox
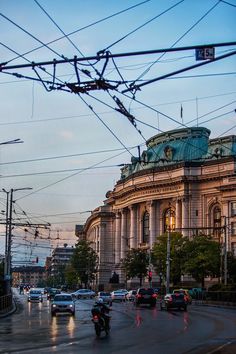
[0,0,235,266]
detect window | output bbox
[231,222,236,236]
[164,208,175,232]
[142,211,149,244]
[213,205,221,238]
[231,202,236,216]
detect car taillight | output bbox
[152,294,157,298]
[93,315,99,320]
[184,296,188,302]
[137,294,142,298]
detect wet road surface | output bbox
[0,291,236,354]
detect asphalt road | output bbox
[0,291,235,354]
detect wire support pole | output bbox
[1,41,236,71]
[166,226,171,295]
[223,216,228,286]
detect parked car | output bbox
[27,288,43,302]
[134,288,157,307]
[126,290,137,301]
[96,291,112,305]
[111,290,127,302]
[71,289,96,299]
[47,288,61,300]
[161,293,188,311]
[51,294,75,316]
[173,289,192,304]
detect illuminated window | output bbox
[142,211,149,243]
[164,208,175,232]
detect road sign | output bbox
[196,47,215,60]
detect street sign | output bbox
[196,47,215,60]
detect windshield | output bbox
[30,290,41,294]
[54,295,72,302]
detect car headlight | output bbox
[69,304,73,307]
[52,304,57,307]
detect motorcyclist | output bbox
[91,298,111,330]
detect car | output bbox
[126,290,137,301]
[96,291,112,305]
[47,288,61,300]
[51,294,75,316]
[111,290,127,302]
[27,288,43,302]
[134,288,157,307]
[161,293,188,311]
[71,289,96,299]
[173,289,192,304]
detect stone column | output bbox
[129,205,137,249]
[149,201,156,248]
[121,209,127,259]
[182,198,189,237]
[175,199,181,232]
[115,212,121,264]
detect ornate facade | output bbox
[78,127,236,287]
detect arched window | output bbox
[142,211,149,244]
[164,208,175,232]
[212,205,221,238]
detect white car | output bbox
[96,291,112,305]
[71,289,96,299]
[51,294,75,316]
[27,289,43,302]
[111,290,127,302]
[126,290,137,301]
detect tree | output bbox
[182,235,220,288]
[66,240,98,288]
[121,249,149,286]
[152,232,185,285]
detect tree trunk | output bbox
[201,277,205,288]
[139,276,142,287]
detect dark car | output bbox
[47,288,61,300]
[135,288,157,307]
[161,293,187,311]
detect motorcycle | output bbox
[91,308,111,337]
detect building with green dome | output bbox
[76,127,236,288]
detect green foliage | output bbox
[152,232,185,285]
[66,240,98,288]
[182,235,220,287]
[121,249,149,286]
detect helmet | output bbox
[96,298,104,304]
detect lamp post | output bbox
[166,208,174,294]
[2,187,32,294]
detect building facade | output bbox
[51,245,74,279]
[78,127,236,287]
[12,266,46,287]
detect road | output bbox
[0,291,235,354]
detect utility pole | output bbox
[166,225,171,294]
[2,187,32,294]
[223,216,227,286]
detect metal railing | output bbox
[0,294,13,314]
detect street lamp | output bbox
[2,187,32,294]
[166,208,174,294]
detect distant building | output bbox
[51,245,74,278]
[12,266,46,287]
[77,127,236,288]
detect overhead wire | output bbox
[132,0,222,85]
